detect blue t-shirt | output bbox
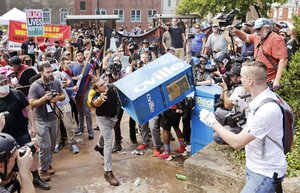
[70,62,93,96]
[191,32,206,53]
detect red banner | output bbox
[8,20,71,50]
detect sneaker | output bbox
[75,128,83,136]
[175,146,186,154]
[71,144,80,154]
[94,144,104,156]
[153,148,161,157]
[33,176,51,190]
[48,166,55,175]
[104,171,119,186]
[157,152,173,160]
[54,144,63,153]
[40,171,50,182]
[112,143,122,153]
[137,144,148,151]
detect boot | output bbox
[112,143,122,153]
[32,171,51,190]
[104,171,119,186]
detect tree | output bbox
[177,0,287,21]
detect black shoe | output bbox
[93,126,100,130]
[94,144,104,156]
[104,171,119,186]
[88,134,94,140]
[112,143,122,153]
[33,177,51,190]
[131,140,138,145]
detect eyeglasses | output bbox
[255,27,263,32]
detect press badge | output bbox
[46,104,53,113]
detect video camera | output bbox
[213,73,231,86]
[187,33,195,39]
[148,43,159,52]
[225,110,246,128]
[13,142,37,172]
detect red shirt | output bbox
[248,32,287,82]
[11,64,30,79]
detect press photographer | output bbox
[193,54,213,86]
[212,65,249,145]
[0,133,35,193]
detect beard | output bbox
[43,75,54,83]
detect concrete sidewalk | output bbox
[36,112,189,193]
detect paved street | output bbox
[36,112,189,193]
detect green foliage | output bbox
[277,15,300,175]
[177,0,288,20]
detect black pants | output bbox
[182,109,191,143]
[114,105,124,144]
[129,117,137,141]
[69,99,79,126]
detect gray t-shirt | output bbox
[205,33,228,53]
[28,78,63,121]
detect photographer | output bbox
[0,133,35,193]
[204,23,228,57]
[0,74,50,190]
[28,61,65,182]
[194,54,212,86]
[213,66,248,144]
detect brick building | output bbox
[74,0,161,30]
[0,0,75,25]
[269,1,299,22]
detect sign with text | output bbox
[25,9,44,37]
[8,20,71,50]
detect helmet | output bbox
[0,133,17,163]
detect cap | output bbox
[0,133,17,163]
[201,21,211,30]
[54,40,60,44]
[227,66,241,76]
[212,23,219,27]
[198,54,209,61]
[253,18,271,29]
[246,20,255,26]
[10,56,22,66]
[93,47,100,53]
[63,51,71,56]
[5,70,17,77]
[0,74,8,84]
[142,39,149,44]
[0,67,8,75]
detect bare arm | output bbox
[273,58,288,87]
[24,106,36,137]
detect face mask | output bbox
[66,43,70,47]
[11,77,18,86]
[0,85,9,95]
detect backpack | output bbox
[87,89,96,109]
[11,89,28,118]
[254,94,295,154]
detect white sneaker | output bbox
[71,144,80,154]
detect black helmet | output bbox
[0,133,17,163]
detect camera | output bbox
[148,43,158,52]
[1,111,10,119]
[187,33,195,39]
[18,142,37,157]
[225,110,246,127]
[49,89,58,98]
[213,73,231,87]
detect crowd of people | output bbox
[0,16,296,192]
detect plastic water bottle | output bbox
[176,173,187,181]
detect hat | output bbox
[54,40,60,44]
[142,39,149,44]
[0,67,8,75]
[106,48,113,53]
[246,20,255,26]
[227,66,241,76]
[198,54,209,61]
[253,18,271,29]
[63,51,71,56]
[201,21,211,30]
[0,74,8,84]
[93,47,100,53]
[212,23,219,27]
[5,70,17,77]
[10,56,21,66]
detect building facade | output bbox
[0,0,75,25]
[74,0,161,29]
[269,0,299,21]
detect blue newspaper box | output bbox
[191,85,222,155]
[114,54,195,125]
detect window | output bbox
[168,0,171,7]
[43,8,51,24]
[95,9,107,15]
[131,9,141,22]
[147,10,157,23]
[80,1,86,11]
[60,8,68,24]
[288,8,293,19]
[273,8,278,19]
[113,9,124,22]
[278,8,283,18]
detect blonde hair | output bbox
[242,61,267,84]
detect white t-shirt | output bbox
[228,86,248,112]
[244,88,287,178]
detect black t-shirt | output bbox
[169,27,184,48]
[0,90,29,139]
[21,40,35,55]
[287,39,299,61]
[93,85,119,117]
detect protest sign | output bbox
[25,9,44,37]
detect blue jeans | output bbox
[241,167,283,193]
